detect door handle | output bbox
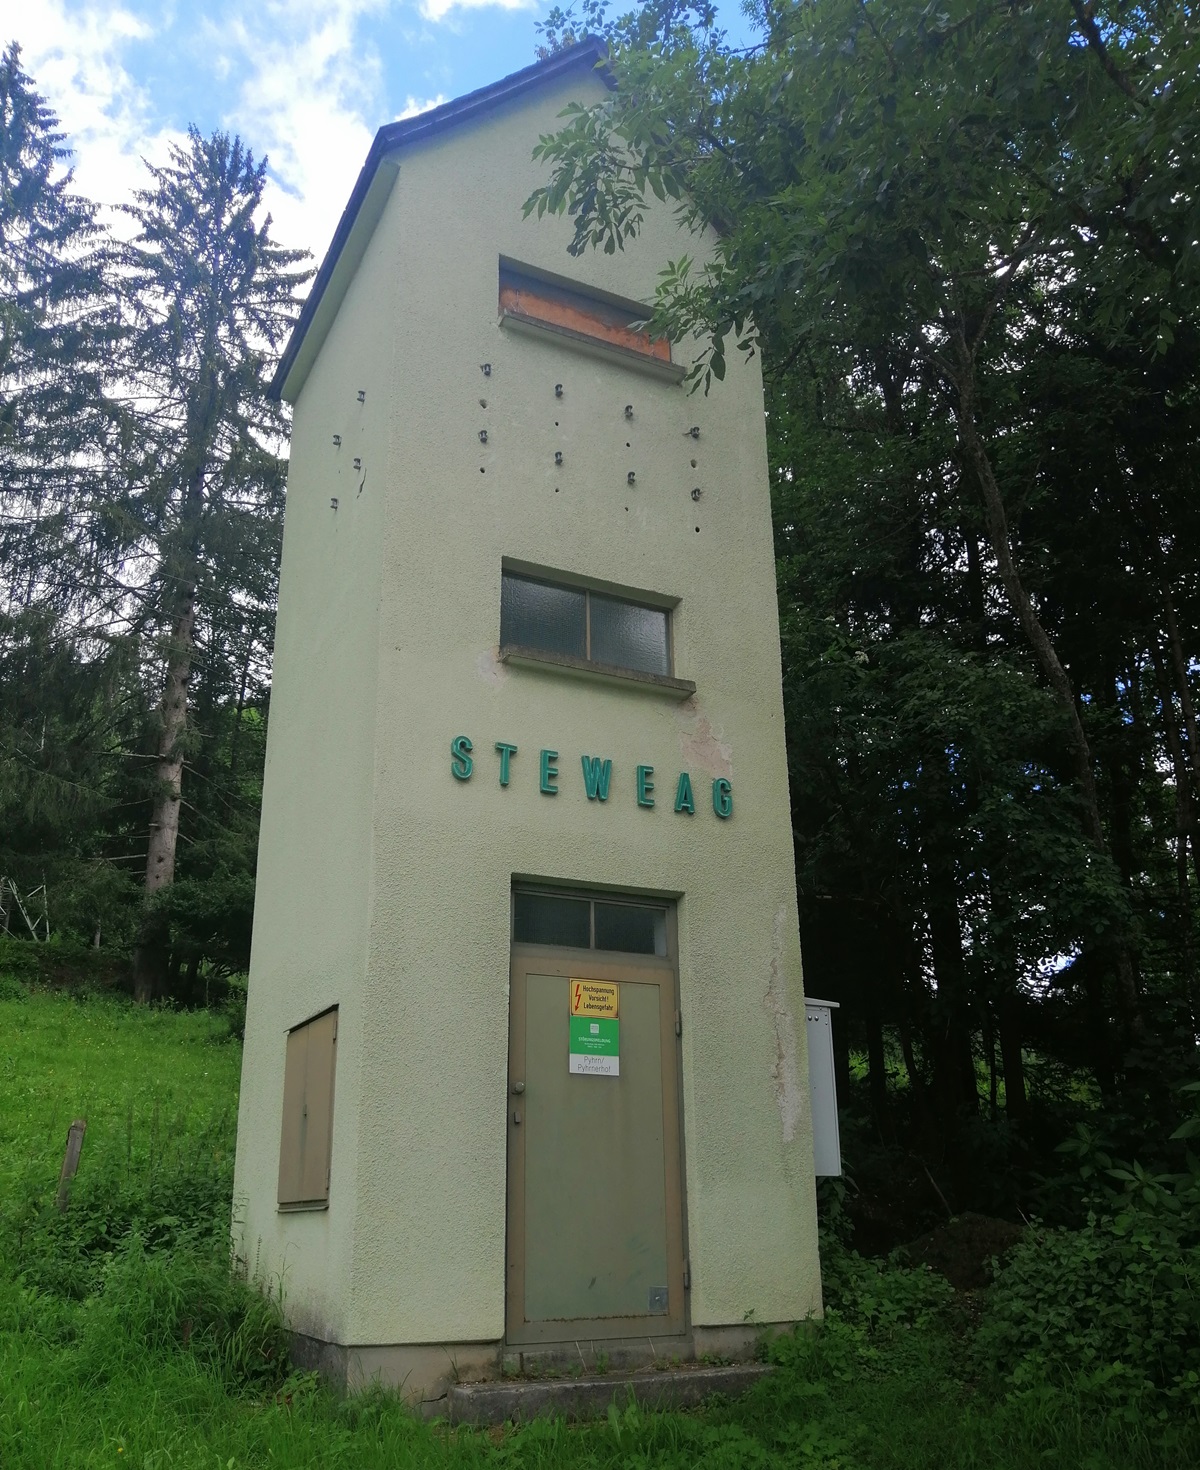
[511,1081,525,1094]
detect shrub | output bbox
[78,1229,291,1392]
[0,1093,288,1396]
[0,972,26,1001]
[221,974,248,1041]
[818,1235,955,1334]
[976,1203,1200,1411]
[0,935,41,978]
[1,1108,235,1298]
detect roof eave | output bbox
[270,38,613,404]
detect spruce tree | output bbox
[117,129,309,1001]
[0,41,117,614]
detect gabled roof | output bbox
[270,38,612,403]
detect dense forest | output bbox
[3,0,1200,1263]
[0,40,309,1002]
[529,0,1200,1240]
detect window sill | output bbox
[499,645,696,699]
[277,1200,330,1213]
[499,310,687,384]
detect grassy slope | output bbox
[0,988,1194,1470]
[0,990,240,1194]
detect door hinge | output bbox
[674,1010,682,1038]
[683,1259,691,1291]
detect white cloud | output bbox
[11,0,545,271]
[15,1,182,227]
[418,0,536,24]
[397,93,447,119]
[210,0,387,263]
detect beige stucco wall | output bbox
[231,191,398,1340]
[235,63,821,1357]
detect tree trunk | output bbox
[988,878,1029,1123]
[983,1003,999,1119]
[228,642,253,788]
[1150,636,1200,893]
[1164,596,1200,773]
[997,988,1028,1122]
[948,326,1145,1043]
[926,877,979,1121]
[1148,637,1199,1028]
[864,995,890,1138]
[132,579,197,1003]
[131,357,217,1005]
[1079,944,1118,1099]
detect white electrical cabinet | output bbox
[805,999,841,1176]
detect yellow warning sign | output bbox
[570,979,618,1018]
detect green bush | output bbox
[0,933,126,992]
[0,973,26,1002]
[977,1203,1200,1410]
[0,937,40,980]
[1,1106,235,1298]
[222,974,248,1041]
[818,1235,955,1334]
[0,1089,288,1396]
[79,1229,290,1392]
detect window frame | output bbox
[498,567,696,699]
[512,885,675,961]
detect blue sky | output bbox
[14,1,761,268]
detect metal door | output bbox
[506,945,686,1344]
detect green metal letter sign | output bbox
[450,735,473,781]
[581,755,612,802]
[674,771,695,815]
[495,741,517,787]
[712,778,733,818]
[540,749,559,795]
[636,765,655,808]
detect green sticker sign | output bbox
[569,1016,620,1077]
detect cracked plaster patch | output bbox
[476,647,509,687]
[764,905,803,1143]
[676,708,733,778]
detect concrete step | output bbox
[446,1361,774,1425]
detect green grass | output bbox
[1,983,1196,1469]
[0,988,239,1196]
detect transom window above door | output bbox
[512,889,669,958]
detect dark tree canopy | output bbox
[0,57,308,997]
[528,0,1200,1218]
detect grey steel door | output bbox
[506,945,686,1344]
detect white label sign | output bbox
[569,1052,620,1077]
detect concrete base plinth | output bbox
[448,1362,775,1425]
[290,1321,791,1417]
[290,1332,504,1414]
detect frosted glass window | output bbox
[590,595,670,676]
[501,576,586,658]
[500,571,673,677]
[513,891,590,949]
[594,902,667,957]
[514,892,670,957]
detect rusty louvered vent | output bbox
[498,263,671,365]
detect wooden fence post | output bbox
[55,1119,87,1212]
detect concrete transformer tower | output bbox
[233,39,824,1409]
